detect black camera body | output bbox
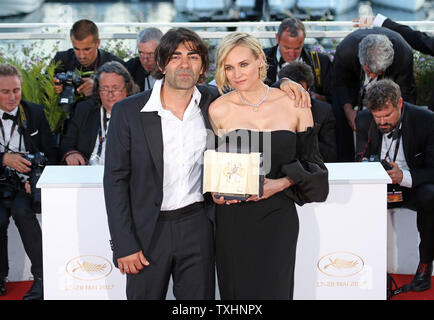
[0,152,47,213]
[23,152,47,213]
[361,155,393,171]
[0,167,23,208]
[380,159,393,171]
[55,70,83,113]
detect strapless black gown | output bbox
[215,128,328,300]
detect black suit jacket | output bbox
[355,103,434,188]
[103,85,219,264]
[381,19,434,111]
[0,100,57,166]
[59,99,101,162]
[382,18,434,56]
[125,57,150,92]
[332,27,416,109]
[264,45,332,99]
[311,98,337,163]
[52,48,125,74]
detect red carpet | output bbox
[389,274,434,300]
[0,276,433,300]
[0,281,33,300]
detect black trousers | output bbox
[125,207,215,300]
[331,102,355,162]
[0,190,42,279]
[389,183,434,263]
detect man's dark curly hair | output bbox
[363,79,401,111]
[152,28,209,84]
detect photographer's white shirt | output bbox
[0,107,26,153]
[381,133,412,188]
[0,106,28,181]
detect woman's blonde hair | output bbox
[215,32,267,94]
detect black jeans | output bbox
[388,183,434,263]
[0,189,42,279]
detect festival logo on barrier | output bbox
[66,255,113,281]
[317,251,365,278]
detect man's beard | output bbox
[378,123,394,134]
[165,69,198,90]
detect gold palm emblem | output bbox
[72,261,107,273]
[324,258,359,270]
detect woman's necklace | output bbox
[236,85,270,112]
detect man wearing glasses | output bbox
[356,79,434,292]
[126,28,163,92]
[60,61,139,165]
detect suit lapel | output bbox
[141,110,164,182]
[400,104,411,164]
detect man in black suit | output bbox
[264,17,332,102]
[0,64,58,299]
[104,28,218,300]
[278,62,337,162]
[60,61,139,165]
[355,79,434,292]
[52,19,125,98]
[125,28,163,92]
[332,27,416,162]
[355,14,434,112]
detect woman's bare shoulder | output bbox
[209,91,235,113]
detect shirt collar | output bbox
[0,106,19,118]
[140,78,202,119]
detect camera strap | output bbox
[383,107,405,163]
[96,107,109,159]
[0,105,24,153]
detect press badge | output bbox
[387,190,403,203]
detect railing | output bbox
[1,21,434,40]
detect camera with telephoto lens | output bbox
[0,167,23,208]
[0,152,47,213]
[23,152,48,213]
[55,70,83,113]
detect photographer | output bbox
[355,79,434,292]
[0,64,57,299]
[52,19,125,99]
[60,61,138,165]
[125,27,163,92]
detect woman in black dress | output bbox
[208,32,329,299]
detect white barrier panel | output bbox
[294,163,390,300]
[37,162,390,300]
[38,166,126,300]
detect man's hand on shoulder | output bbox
[279,78,311,108]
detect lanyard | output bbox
[96,108,109,158]
[0,107,24,152]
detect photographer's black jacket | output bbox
[264,45,333,101]
[52,48,125,74]
[355,103,434,188]
[59,99,101,162]
[0,100,58,167]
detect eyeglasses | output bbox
[138,51,154,59]
[99,87,126,96]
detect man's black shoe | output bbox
[0,277,6,296]
[22,277,43,300]
[410,262,432,292]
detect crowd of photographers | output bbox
[0,15,433,300]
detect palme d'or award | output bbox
[203,150,263,200]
